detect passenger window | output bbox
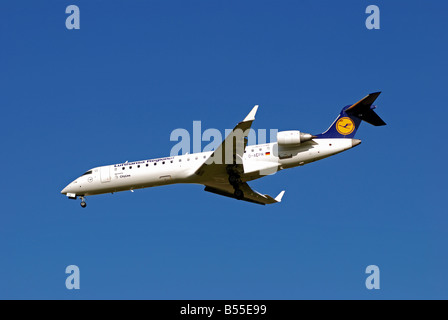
[122,167,125,170]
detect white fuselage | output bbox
[61,138,359,198]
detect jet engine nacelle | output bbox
[277,130,315,146]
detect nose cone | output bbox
[351,139,362,147]
[61,181,75,195]
[61,186,69,195]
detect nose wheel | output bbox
[80,197,87,208]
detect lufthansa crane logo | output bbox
[336,117,355,135]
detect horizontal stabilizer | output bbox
[345,92,386,126]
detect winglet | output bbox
[243,105,259,122]
[275,190,285,202]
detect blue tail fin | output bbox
[316,92,386,139]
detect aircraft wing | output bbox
[204,182,285,205]
[197,105,285,205]
[195,105,259,178]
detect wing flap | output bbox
[204,186,266,205]
[204,182,284,205]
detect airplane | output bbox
[61,92,386,208]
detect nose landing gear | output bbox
[80,197,87,208]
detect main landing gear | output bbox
[80,197,87,208]
[228,172,244,200]
[234,188,244,200]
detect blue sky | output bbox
[1,0,447,299]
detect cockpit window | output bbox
[82,170,93,176]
